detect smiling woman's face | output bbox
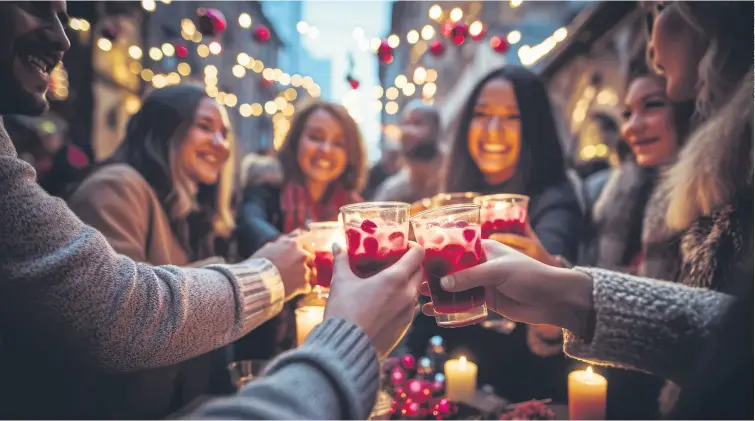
[467,77,521,184]
[296,108,348,185]
[180,98,231,185]
[621,76,679,167]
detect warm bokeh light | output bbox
[161,43,175,57]
[251,103,263,116]
[421,25,435,40]
[197,44,210,57]
[422,82,437,98]
[394,74,407,89]
[426,69,438,83]
[402,83,416,96]
[232,65,246,78]
[238,13,252,29]
[141,0,156,12]
[387,34,400,48]
[177,62,191,76]
[507,30,522,45]
[209,41,222,55]
[237,52,250,66]
[469,21,484,37]
[385,101,399,115]
[128,46,142,60]
[97,38,112,52]
[413,67,427,84]
[450,7,463,22]
[428,4,443,21]
[407,30,419,44]
[386,87,399,100]
[374,86,384,99]
[204,65,218,77]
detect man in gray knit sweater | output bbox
[0,2,424,419]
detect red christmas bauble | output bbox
[470,23,487,41]
[440,20,455,37]
[175,44,188,58]
[390,367,406,385]
[437,398,451,414]
[449,22,468,45]
[377,39,394,64]
[404,401,421,418]
[196,8,227,36]
[490,35,509,53]
[429,40,445,57]
[406,379,423,396]
[400,354,416,369]
[253,25,271,43]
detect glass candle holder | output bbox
[295,305,325,346]
[473,194,530,239]
[339,202,410,278]
[411,204,487,328]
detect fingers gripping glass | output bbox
[411,204,487,328]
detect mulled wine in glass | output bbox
[474,194,529,239]
[411,204,487,328]
[305,221,345,295]
[340,202,410,278]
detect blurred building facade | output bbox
[262,1,333,102]
[378,0,588,146]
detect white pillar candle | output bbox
[568,366,607,420]
[444,356,477,403]
[295,306,325,346]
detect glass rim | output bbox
[339,201,411,213]
[410,203,481,222]
[474,193,530,203]
[432,191,480,200]
[307,221,341,229]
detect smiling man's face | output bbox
[0,1,71,116]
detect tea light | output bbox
[568,366,607,420]
[444,356,477,403]
[295,306,325,345]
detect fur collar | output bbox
[662,70,754,231]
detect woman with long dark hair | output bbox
[65,84,312,419]
[410,66,583,403]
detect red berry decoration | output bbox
[490,35,509,53]
[449,22,468,45]
[429,40,445,57]
[406,379,423,397]
[440,20,455,37]
[175,44,188,58]
[401,354,416,369]
[376,39,394,64]
[347,76,360,90]
[253,25,271,43]
[196,8,227,36]
[390,366,406,385]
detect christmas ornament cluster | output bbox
[382,336,459,420]
[499,400,556,420]
[376,19,508,64]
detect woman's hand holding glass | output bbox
[251,236,313,301]
[420,240,595,338]
[325,242,424,360]
[488,223,560,266]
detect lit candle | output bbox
[568,366,607,420]
[295,306,325,346]
[444,356,477,403]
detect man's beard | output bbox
[403,139,439,162]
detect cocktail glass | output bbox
[473,194,530,239]
[431,192,480,208]
[411,204,488,328]
[304,221,345,297]
[339,202,410,278]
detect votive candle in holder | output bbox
[444,356,477,403]
[568,366,607,420]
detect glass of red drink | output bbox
[473,194,530,239]
[411,204,488,328]
[304,221,345,296]
[339,202,410,278]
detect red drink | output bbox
[412,204,488,327]
[344,219,407,278]
[313,250,334,288]
[475,194,530,239]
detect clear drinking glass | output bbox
[474,194,530,239]
[339,202,410,278]
[431,192,480,208]
[303,221,345,297]
[411,204,488,327]
[228,360,267,391]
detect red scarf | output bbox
[280,181,362,233]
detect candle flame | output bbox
[459,356,467,368]
[586,366,594,374]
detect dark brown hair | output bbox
[276,99,367,193]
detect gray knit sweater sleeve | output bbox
[0,121,284,373]
[189,317,380,420]
[563,267,734,384]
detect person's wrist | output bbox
[549,267,594,338]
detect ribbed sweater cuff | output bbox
[264,317,380,419]
[206,258,284,334]
[563,267,733,378]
